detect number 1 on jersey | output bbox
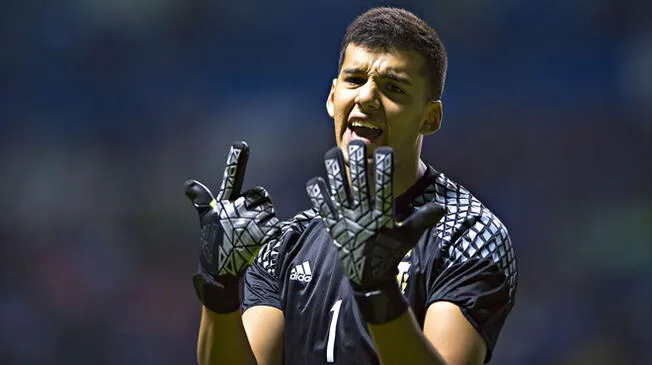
[326,299,342,363]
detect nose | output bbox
[354,79,381,112]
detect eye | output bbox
[385,83,406,94]
[344,76,366,85]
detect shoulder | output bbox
[418,171,517,297]
[255,209,318,278]
[282,208,317,231]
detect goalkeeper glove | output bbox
[185,141,279,313]
[306,141,445,323]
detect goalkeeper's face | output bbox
[326,44,442,166]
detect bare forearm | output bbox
[368,309,446,365]
[197,306,257,365]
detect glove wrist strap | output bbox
[192,273,241,314]
[352,279,408,325]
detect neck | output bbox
[356,156,425,200]
[392,137,427,199]
[393,157,426,199]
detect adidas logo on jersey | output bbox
[289,261,312,283]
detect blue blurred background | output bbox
[1,0,650,364]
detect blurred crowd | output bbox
[1,0,650,364]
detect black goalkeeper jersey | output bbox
[242,165,517,364]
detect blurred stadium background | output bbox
[0,0,650,364]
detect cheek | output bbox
[333,94,349,117]
[386,114,423,147]
[332,94,351,138]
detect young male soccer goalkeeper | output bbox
[184,7,517,365]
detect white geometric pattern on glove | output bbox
[200,189,278,277]
[307,143,396,287]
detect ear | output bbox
[419,100,443,136]
[326,78,337,118]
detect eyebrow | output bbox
[341,67,413,86]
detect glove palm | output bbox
[306,141,445,290]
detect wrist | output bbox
[192,272,241,314]
[352,278,408,325]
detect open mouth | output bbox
[348,120,383,143]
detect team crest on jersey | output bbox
[290,261,313,283]
[396,250,411,294]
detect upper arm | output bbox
[239,212,317,365]
[241,242,285,365]
[423,301,486,365]
[242,306,284,365]
[240,210,315,365]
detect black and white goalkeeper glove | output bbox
[185,141,280,313]
[306,140,445,323]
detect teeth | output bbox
[350,120,380,131]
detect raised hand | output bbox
[185,142,279,312]
[306,141,445,291]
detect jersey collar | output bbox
[393,164,439,222]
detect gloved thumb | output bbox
[184,180,215,210]
[397,202,446,231]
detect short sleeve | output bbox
[242,209,316,312]
[242,236,284,311]
[426,214,517,363]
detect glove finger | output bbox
[253,210,279,227]
[184,180,215,210]
[348,140,371,214]
[324,147,352,209]
[397,202,446,232]
[241,186,274,211]
[373,146,394,227]
[216,141,250,201]
[306,177,338,222]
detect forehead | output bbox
[340,44,427,80]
